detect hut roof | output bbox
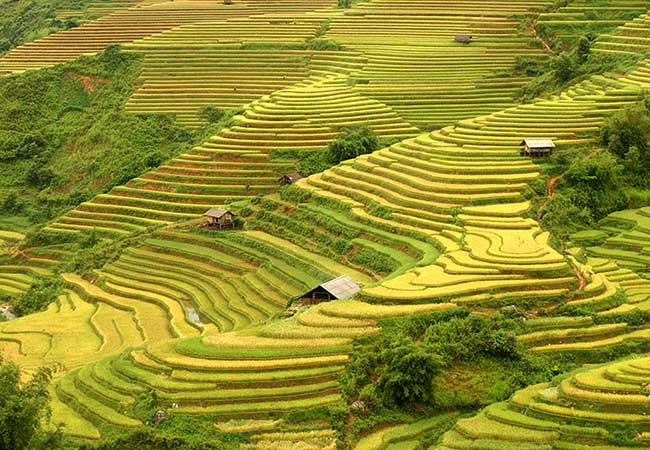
[521,139,556,149]
[203,208,236,219]
[455,34,472,43]
[282,172,303,182]
[318,275,361,300]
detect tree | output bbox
[375,335,444,407]
[600,100,650,187]
[328,126,380,164]
[576,35,592,62]
[0,359,53,450]
[552,52,577,82]
[561,150,626,220]
[199,105,225,123]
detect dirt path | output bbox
[528,18,554,53]
[527,5,561,54]
[537,175,560,221]
[573,263,587,291]
[536,176,587,291]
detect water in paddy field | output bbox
[183,302,204,328]
[0,305,16,321]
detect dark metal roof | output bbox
[203,208,236,218]
[319,275,361,300]
[521,139,556,149]
[281,172,303,182]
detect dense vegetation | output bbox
[3,1,650,449]
[0,45,219,231]
[515,37,637,102]
[292,125,382,176]
[537,97,650,239]
[0,0,87,54]
[0,358,56,450]
[341,309,558,442]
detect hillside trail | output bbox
[537,175,560,221]
[527,8,559,53]
[535,175,587,291]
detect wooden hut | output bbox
[521,139,556,157]
[279,172,303,186]
[455,34,472,44]
[203,208,237,229]
[299,275,361,305]
[223,0,233,4]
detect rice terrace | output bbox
[4,0,650,449]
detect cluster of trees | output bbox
[298,125,380,176]
[341,309,552,424]
[0,0,85,54]
[0,45,204,226]
[538,98,650,239]
[515,34,635,102]
[0,358,58,450]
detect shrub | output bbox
[199,105,225,123]
[0,358,54,450]
[328,126,380,164]
[375,336,444,407]
[12,276,64,316]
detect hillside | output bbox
[1,1,650,449]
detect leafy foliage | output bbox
[374,335,444,407]
[0,45,204,229]
[11,275,64,316]
[601,99,650,188]
[0,0,85,54]
[536,98,650,239]
[515,36,636,101]
[328,126,380,164]
[198,105,225,124]
[0,358,54,450]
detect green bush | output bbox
[198,105,225,123]
[329,126,380,165]
[601,99,650,188]
[0,358,55,450]
[539,149,627,239]
[0,45,205,229]
[12,275,64,316]
[375,335,444,407]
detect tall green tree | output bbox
[0,359,53,450]
[328,126,380,164]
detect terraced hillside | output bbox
[49,298,456,438]
[3,1,650,448]
[45,73,419,237]
[437,355,650,449]
[119,0,555,129]
[0,0,338,74]
[38,45,650,441]
[593,10,650,54]
[536,0,649,49]
[0,228,375,373]
[325,0,554,128]
[579,207,650,272]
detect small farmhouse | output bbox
[279,172,303,185]
[521,139,555,157]
[299,275,361,305]
[455,34,472,43]
[203,208,237,229]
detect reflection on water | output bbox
[185,305,203,327]
[0,305,16,321]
